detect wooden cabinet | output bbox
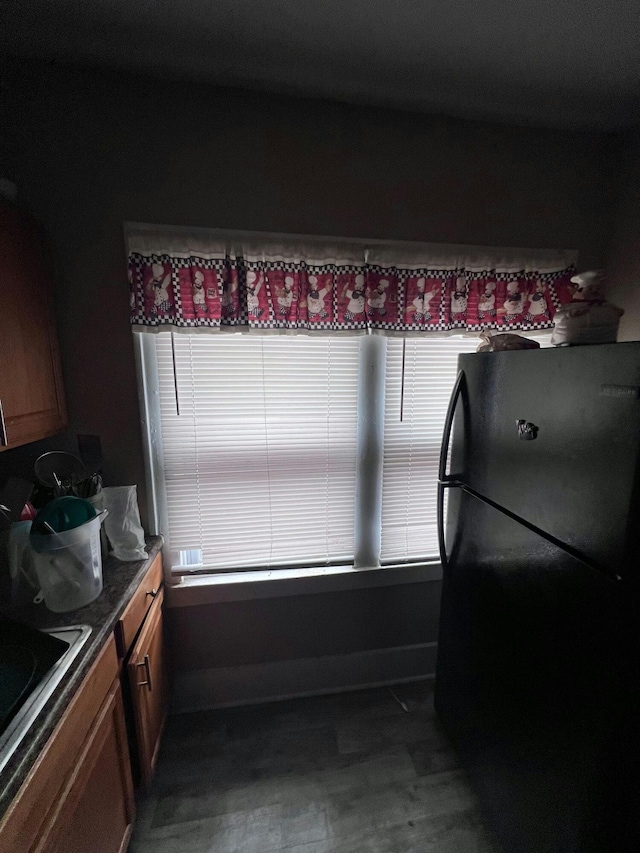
[0,202,67,451]
[127,586,170,790]
[0,637,134,853]
[34,681,135,853]
[117,552,170,791]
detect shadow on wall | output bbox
[606,130,640,341]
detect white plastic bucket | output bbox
[30,511,107,613]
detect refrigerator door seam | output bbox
[443,479,622,582]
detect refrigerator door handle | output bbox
[436,481,450,574]
[437,370,465,573]
[438,369,465,484]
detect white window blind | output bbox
[381,337,479,563]
[156,334,359,570]
[380,333,552,563]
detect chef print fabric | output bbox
[129,248,575,333]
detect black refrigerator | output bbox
[434,341,640,853]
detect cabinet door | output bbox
[127,586,170,790]
[0,203,67,451]
[35,679,135,853]
[0,637,120,853]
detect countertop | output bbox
[0,536,163,819]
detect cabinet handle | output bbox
[0,399,6,446]
[146,588,158,598]
[136,654,153,691]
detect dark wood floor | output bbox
[129,681,502,853]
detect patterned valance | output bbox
[126,225,577,334]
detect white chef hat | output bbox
[570,269,605,287]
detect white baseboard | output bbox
[172,642,437,712]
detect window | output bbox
[155,334,360,571]
[144,331,551,573]
[381,337,479,563]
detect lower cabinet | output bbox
[0,637,134,853]
[127,586,170,791]
[35,680,135,853]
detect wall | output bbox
[606,130,640,340]
[0,60,617,704]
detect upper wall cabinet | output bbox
[0,202,67,451]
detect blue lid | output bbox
[31,497,97,535]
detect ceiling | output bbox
[3,0,640,129]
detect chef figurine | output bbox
[478,281,497,320]
[343,274,366,322]
[503,280,525,322]
[148,262,172,313]
[307,275,330,320]
[246,270,264,319]
[193,270,207,313]
[451,276,468,318]
[277,275,295,317]
[526,279,549,322]
[551,270,624,345]
[412,277,436,322]
[367,278,390,317]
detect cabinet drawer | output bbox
[116,552,163,657]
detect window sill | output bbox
[166,561,442,607]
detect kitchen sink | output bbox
[0,621,91,776]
